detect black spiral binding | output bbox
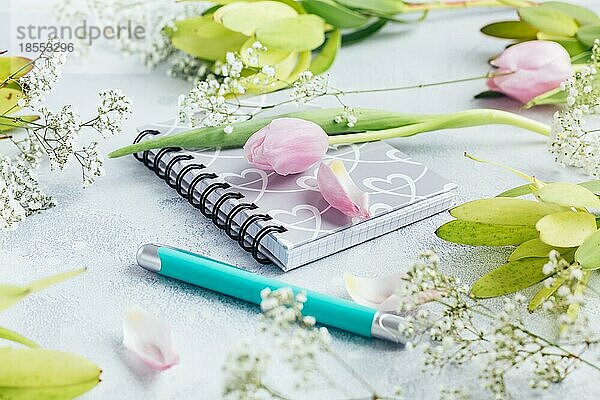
[133,129,287,264]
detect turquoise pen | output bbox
[137,244,407,343]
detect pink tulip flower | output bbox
[487,40,573,104]
[244,118,329,176]
[317,160,370,219]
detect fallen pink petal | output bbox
[123,306,180,371]
[344,272,440,312]
[317,160,370,219]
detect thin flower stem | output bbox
[261,383,293,400]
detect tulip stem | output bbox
[327,109,550,145]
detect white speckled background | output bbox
[2,1,600,398]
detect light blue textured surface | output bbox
[1,1,599,399]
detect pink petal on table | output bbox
[123,306,179,371]
[317,160,370,219]
[344,272,440,312]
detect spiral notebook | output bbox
[133,120,458,271]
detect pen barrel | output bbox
[158,247,376,338]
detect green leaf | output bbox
[309,29,341,75]
[239,38,291,68]
[0,327,38,348]
[341,19,387,46]
[303,0,368,29]
[0,115,39,133]
[575,229,600,270]
[524,86,566,108]
[536,211,597,247]
[242,50,312,94]
[534,182,600,209]
[217,1,298,36]
[166,15,248,61]
[0,57,33,82]
[0,347,100,399]
[435,220,538,246]
[449,198,565,226]
[0,87,24,114]
[518,5,578,37]
[480,21,538,39]
[255,14,325,52]
[0,269,85,312]
[334,0,405,14]
[528,272,568,311]
[509,238,572,261]
[576,23,600,48]
[474,90,506,99]
[471,257,551,298]
[543,2,600,26]
[536,32,587,56]
[497,179,600,198]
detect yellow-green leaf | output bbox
[309,29,341,75]
[480,21,538,39]
[518,5,578,37]
[562,271,590,333]
[218,1,298,36]
[435,220,539,246]
[239,37,291,68]
[449,198,565,226]
[0,87,24,114]
[166,15,248,61]
[0,347,100,400]
[335,0,405,14]
[509,238,572,261]
[0,269,85,312]
[543,1,600,26]
[536,211,597,247]
[0,327,38,348]
[242,50,311,95]
[536,32,588,56]
[577,23,600,48]
[0,115,39,133]
[534,182,600,209]
[255,14,325,52]
[471,258,551,298]
[528,272,568,312]
[497,179,600,198]
[0,57,33,82]
[303,0,369,29]
[575,229,600,270]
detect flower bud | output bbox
[244,118,329,175]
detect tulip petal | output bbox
[123,306,179,371]
[343,272,440,312]
[317,160,370,219]
[243,117,329,175]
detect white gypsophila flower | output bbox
[549,40,600,177]
[168,52,210,83]
[0,154,54,230]
[56,0,206,67]
[36,105,82,169]
[18,37,67,107]
[257,287,331,386]
[291,71,328,104]
[94,89,132,137]
[334,106,358,128]
[394,250,596,399]
[222,345,273,400]
[75,142,105,187]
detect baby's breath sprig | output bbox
[0,37,132,229]
[396,251,600,399]
[223,287,400,400]
[549,39,600,177]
